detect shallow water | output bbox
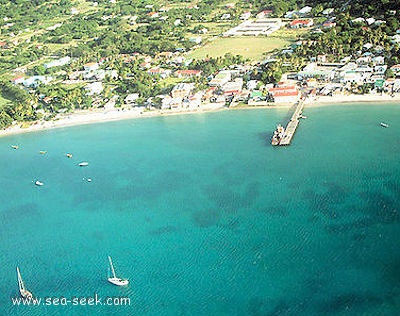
[0,104,399,315]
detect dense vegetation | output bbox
[0,0,399,129]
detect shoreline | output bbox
[1,93,399,138]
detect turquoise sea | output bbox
[0,103,399,316]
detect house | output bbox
[11,76,25,84]
[268,85,301,103]
[203,87,217,101]
[139,62,151,69]
[221,78,243,96]
[70,7,79,15]
[322,8,334,15]
[23,76,53,88]
[391,34,400,44]
[240,12,251,20]
[174,69,202,78]
[44,56,71,69]
[390,64,400,73]
[298,6,312,16]
[41,96,53,105]
[352,17,365,24]
[83,62,99,72]
[0,41,8,49]
[366,18,375,25]
[285,11,297,19]
[158,52,173,59]
[85,82,103,95]
[317,55,327,63]
[226,3,235,9]
[289,19,313,28]
[374,65,387,74]
[340,71,365,84]
[257,10,273,19]
[356,56,371,65]
[209,70,231,86]
[221,14,231,20]
[372,56,384,65]
[322,21,336,28]
[374,20,386,26]
[124,93,139,105]
[104,95,118,110]
[182,92,202,109]
[148,12,159,18]
[94,69,118,80]
[362,43,373,51]
[171,83,194,99]
[189,36,202,44]
[247,80,258,90]
[148,68,172,78]
[169,97,183,109]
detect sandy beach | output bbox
[0,105,226,138]
[1,92,399,138]
[306,92,400,105]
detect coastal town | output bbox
[0,0,399,134]
[2,2,400,315]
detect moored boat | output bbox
[78,162,89,167]
[271,124,285,146]
[380,122,389,128]
[107,256,129,286]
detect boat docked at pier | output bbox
[271,124,285,146]
[16,267,33,300]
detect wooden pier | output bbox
[273,101,305,146]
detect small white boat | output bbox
[380,122,389,128]
[35,180,44,186]
[107,256,129,286]
[17,267,33,300]
[78,162,89,167]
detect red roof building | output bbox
[289,19,313,28]
[174,69,202,78]
[268,85,301,103]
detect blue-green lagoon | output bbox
[0,104,399,315]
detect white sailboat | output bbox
[16,267,33,300]
[107,256,129,286]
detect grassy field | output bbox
[186,27,309,62]
[186,36,292,62]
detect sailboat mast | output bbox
[108,256,116,278]
[16,267,25,291]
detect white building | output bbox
[209,70,231,86]
[171,83,194,99]
[85,82,103,95]
[44,56,71,69]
